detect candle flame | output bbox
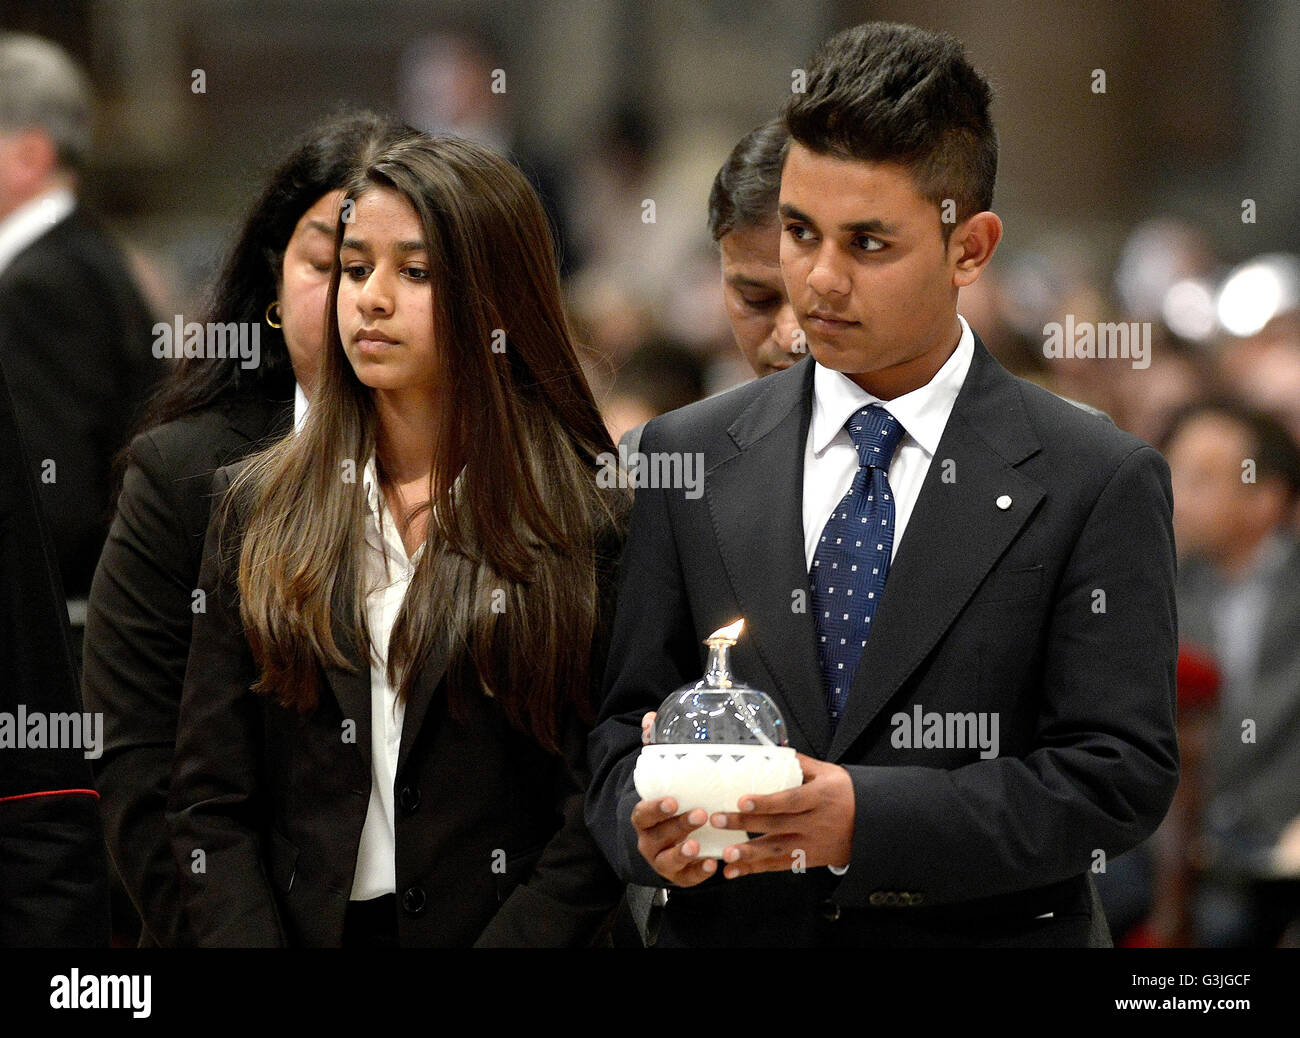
[706,618,745,645]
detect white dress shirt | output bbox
[802,316,973,878]
[0,185,75,277]
[349,456,422,900]
[802,315,975,571]
[292,382,308,433]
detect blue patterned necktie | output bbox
[809,404,905,730]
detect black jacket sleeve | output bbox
[0,360,110,947]
[165,465,287,946]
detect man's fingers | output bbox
[629,799,720,885]
[652,836,718,885]
[718,834,805,878]
[708,808,807,832]
[630,796,679,830]
[724,783,813,817]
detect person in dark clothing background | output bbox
[0,32,158,666]
[82,110,413,947]
[0,357,110,948]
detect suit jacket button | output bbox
[908,893,924,906]
[818,899,841,921]
[883,892,899,906]
[398,785,420,814]
[402,886,426,915]
[869,891,885,906]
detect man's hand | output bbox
[631,797,718,886]
[633,711,721,885]
[708,753,855,879]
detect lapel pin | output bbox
[996,495,1012,510]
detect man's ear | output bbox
[9,128,60,195]
[949,211,1002,289]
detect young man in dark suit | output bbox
[586,21,1179,947]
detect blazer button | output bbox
[398,785,420,814]
[401,886,426,916]
[883,892,899,906]
[869,891,885,906]
[818,899,841,921]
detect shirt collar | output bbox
[0,185,76,276]
[362,455,383,517]
[810,313,975,458]
[292,382,309,433]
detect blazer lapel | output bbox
[826,337,1047,761]
[706,360,832,758]
[320,566,453,781]
[396,621,451,777]
[322,589,373,778]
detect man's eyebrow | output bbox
[778,203,898,236]
[305,220,335,236]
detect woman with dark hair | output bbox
[167,134,629,947]
[82,110,412,948]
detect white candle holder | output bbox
[635,619,803,858]
[634,743,803,858]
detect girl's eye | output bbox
[742,296,779,311]
[342,263,370,279]
[404,267,429,281]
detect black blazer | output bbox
[586,333,1180,947]
[81,395,292,947]
[0,360,109,947]
[0,205,158,598]
[167,462,626,946]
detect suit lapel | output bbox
[322,588,373,777]
[396,623,451,776]
[826,337,1046,761]
[707,360,831,757]
[320,574,454,779]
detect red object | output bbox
[0,788,100,804]
[1176,644,1220,709]
[1119,920,1159,947]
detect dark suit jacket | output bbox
[1176,538,1300,875]
[0,205,158,598]
[81,395,292,947]
[167,462,626,946]
[0,360,109,947]
[586,333,1180,947]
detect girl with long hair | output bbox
[168,134,629,946]
[83,110,411,947]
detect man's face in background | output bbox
[719,218,803,377]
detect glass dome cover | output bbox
[651,619,789,746]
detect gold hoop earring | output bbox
[265,301,283,328]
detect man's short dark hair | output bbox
[708,118,788,242]
[784,22,997,240]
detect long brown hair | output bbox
[227,134,626,752]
